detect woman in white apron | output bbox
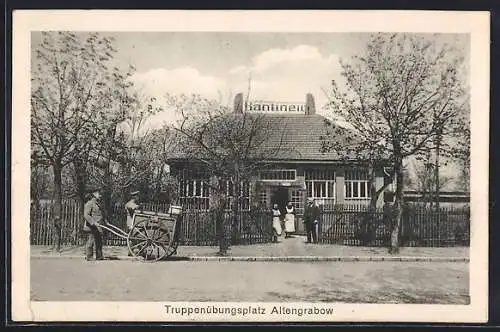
[271,204,282,242]
[284,201,296,238]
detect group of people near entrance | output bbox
[83,186,141,261]
[271,197,320,244]
[82,185,321,260]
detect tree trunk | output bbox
[52,162,63,251]
[30,164,42,221]
[389,156,404,254]
[155,166,164,200]
[361,162,392,246]
[103,160,113,221]
[102,124,118,227]
[74,157,87,245]
[231,171,240,245]
[212,177,228,255]
[434,134,441,215]
[368,163,377,209]
[359,163,377,246]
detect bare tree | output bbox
[321,33,469,253]
[448,115,470,192]
[31,32,138,249]
[166,93,288,255]
[141,125,179,202]
[409,157,453,207]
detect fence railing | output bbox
[30,200,470,248]
[29,200,273,246]
[30,200,82,246]
[318,205,470,247]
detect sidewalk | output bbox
[31,235,469,262]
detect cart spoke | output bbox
[149,228,158,241]
[128,236,148,242]
[130,240,147,250]
[153,239,170,246]
[143,225,152,239]
[152,242,165,256]
[153,230,170,242]
[135,242,149,256]
[134,227,149,240]
[152,229,166,241]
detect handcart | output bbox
[99,205,182,262]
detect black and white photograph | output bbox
[11,10,489,322]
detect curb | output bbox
[186,256,469,262]
[31,255,140,261]
[31,255,469,263]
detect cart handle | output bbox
[97,222,129,239]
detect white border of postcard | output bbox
[11,10,489,322]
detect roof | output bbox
[167,113,386,163]
[255,113,356,161]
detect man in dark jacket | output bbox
[83,187,105,261]
[303,198,320,243]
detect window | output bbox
[178,169,210,210]
[305,169,336,206]
[179,179,210,210]
[260,169,296,181]
[258,188,268,208]
[290,189,305,213]
[345,169,371,199]
[226,180,251,211]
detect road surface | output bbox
[31,258,469,304]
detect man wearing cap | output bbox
[303,198,320,243]
[83,187,105,260]
[125,191,142,256]
[125,191,141,231]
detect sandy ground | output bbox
[31,258,469,304]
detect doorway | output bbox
[271,187,289,217]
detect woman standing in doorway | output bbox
[284,201,296,238]
[271,203,282,243]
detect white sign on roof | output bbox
[245,101,305,113]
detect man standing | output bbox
[125,191,141,256]
[83,187,105,261]
[125,191,141,231]
[303,198,320,243]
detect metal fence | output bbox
[318,204,470,247]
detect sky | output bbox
[31,31,468,126]
[31,31,470,189]
[105,32,372,124]
[107,32,467,126]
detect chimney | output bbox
[234,93,244,114]
[305,93,316,115]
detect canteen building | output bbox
[168,93,393,231]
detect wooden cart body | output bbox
[100,205,182,262]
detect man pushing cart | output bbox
[83,188,183,262]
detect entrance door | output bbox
[270,187,289,217]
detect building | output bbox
[403,190,470,208]
[168,93,392,232]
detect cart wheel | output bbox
[127,218,172,262]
